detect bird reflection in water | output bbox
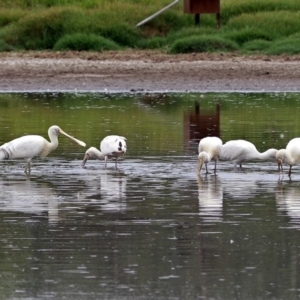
[197,174,223,222]
[79,171,127,212]
[276,182,300,229]
[0,177,59,225]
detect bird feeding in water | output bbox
[0,125,86,174]
[276,138,300,178]
[197,136,223,174]
[220,139,277,171]
[82,135,127,169]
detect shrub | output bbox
[53,33,121,51]
[242,39,271,52]
[225,28,271,45]
[221,0,300,24]
[0,7,83,49]
[169,35,239,54]
[0,39,14,51]
[227,11,300,39]
[167,27,219,44]
[137,36,167,49]
[264,37,300,55]
[0,9,25,27]
[98,24,141,47]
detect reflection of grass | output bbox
[1,93,300,155]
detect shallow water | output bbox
[1,92,300,299]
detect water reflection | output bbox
[0,176,59,224]
[78,171,127,212]
[184,101,220,153]
[1,92,300,299]
[197,174,223,222]
[276,182,300,229]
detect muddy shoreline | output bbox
[0,50,299,92]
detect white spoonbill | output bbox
[220,139,277,171]
[82,135,127,169]
[197,136,223,174]
[276,138,300,177]
[0,125,86,174]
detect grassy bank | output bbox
[0,0,299,55]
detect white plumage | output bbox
[197,136,223,174]
[276,138,300,177]
[0,125,86,174]
[220,139,277,170]
[82,135,127,169]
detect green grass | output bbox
[0,0,299,55]
[264,36,300,55]
[54,33,121,51]
[242,39,271,52]
[169,35,238,54]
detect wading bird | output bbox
[0,125,86,174]
[197,136,223,174]
[82,135,127,169]
[276,138,300,178]
[220,139,277,171]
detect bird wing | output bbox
[100,136,127,155]
[220,140,255,162]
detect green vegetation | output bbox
[0,0,300,55]
[54,33,121,51]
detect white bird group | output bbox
[197,136,280,175]
[0,125,127,174]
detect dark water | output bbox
[1,92,300,299]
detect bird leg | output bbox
[205,163,209,174]
[24,159,31,175]
[104,156,108,169]
[288,166,292,178]
[277,159,285,181]
[213,160,217,175]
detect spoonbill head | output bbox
[82,135,127,169]
[0,125,86,174]
[197,136,223,174]
[276,138,300,177]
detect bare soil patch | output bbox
[0,50,299,92]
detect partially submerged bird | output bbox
[82,135,127,169]
[197,136,223,174]
[220,139,277,171]
[0,125,86,174]
[276,138,300,178]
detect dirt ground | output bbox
[0,50,299,92]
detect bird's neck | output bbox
[90,147,105,159]
[259,149,275,160]
[40,140,58,158]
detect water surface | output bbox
[1,92,300,299]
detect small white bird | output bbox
[0,125,86,174]
[276,138,300,177]
[82,135,127,169]
[220,139,277,171]
[197,137,223,174]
